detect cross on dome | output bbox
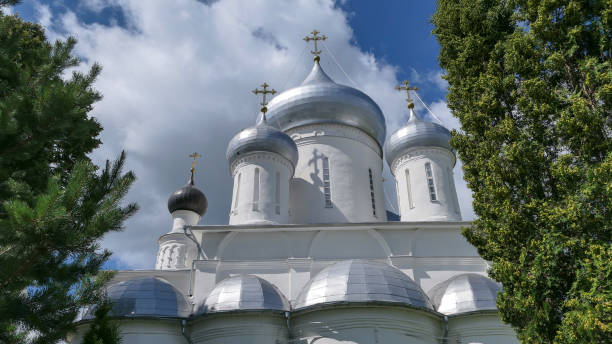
[252,82,276,115]
[396,80,419,109]
[189,152,201,184]
[303,29,327,62]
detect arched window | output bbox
[405,169,414,209]
[232,173,241,213]
[425,162,437,201]
[368,168,376,217]
[275,171,281,215]
[253,168,260,211]
[322,157,332,208]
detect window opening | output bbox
[405,169,414,209]
[425,162,437,201]
[233,173,241,212]
[253,168,260,211]
[369,168,377,216]
[322,157,332,208]
[275,171,281,215]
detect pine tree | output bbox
[432,0,611,343]
[0,4,137,344]
[81,298,122,344]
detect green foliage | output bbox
[0,155,137,343]
[0,11,103,205]
[432,0,611,343]
[0,9,136,344]
[81,297,122,344]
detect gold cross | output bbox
[396,80,419,109]
[188,152,201,183]
[252,82,276,113]
[303,29,327,62]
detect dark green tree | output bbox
[432,0,611,343]
[81,297,122,344]
[0,4,137,344]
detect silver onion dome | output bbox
[197,275,290,314]
[79,277,191,320]
[266,61,387,147]
[427,273,501,316]
[384,109,453,167]
[226,114,298,171]
[294,260,433,310]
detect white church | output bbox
[70,31,519,344]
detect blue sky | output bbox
[7,0,471,270]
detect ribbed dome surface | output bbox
[266,62,386,146]
[81,277,190,320]
[226,116,298,171]
[168,180,207,216]
[295,260,433,310]
[428,273,501,316]
[385,110,453,167]
[197,275,290,314]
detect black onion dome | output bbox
[167,177,208,216]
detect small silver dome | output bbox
[81,277,190,320]
[197,275,290,314]
[266,62,387,147]
[385,109,453,167]
[226,115,298,172]
[428,273,501,316]
[294,260,433,310]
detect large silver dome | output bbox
[294,260,433,310]
[197,275,290,314]
[427,273,501,316]
[80,277,190,320]
[226,115,298,171]
[266,62,386,147]
[385,109,453,167]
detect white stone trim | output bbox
[287,123,382,157]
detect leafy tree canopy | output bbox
[0,6,137,344]
[433,0,611,343]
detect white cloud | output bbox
[34,0,474,268]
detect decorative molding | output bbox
[287,124,382,157]
[229,151,294,177]
[390,147,456,174]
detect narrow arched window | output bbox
[253,168,260,211]
[368,168,376,217]
[425,162,437,201]
[322,157,332,208]
[233,173,241,212]
[275,171,281,215]
[405,169,414,209]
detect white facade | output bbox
[390,147,461,221]
[229,151,294,225]
[69,53,519,344]
[289,124,386,223]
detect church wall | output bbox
[291,305,442,344]
[446,313,519,344]
[288,124,386,224]
[190,312,288,344]
[391,147,461,221]
[70,320,185,344]
[189,223,485,305]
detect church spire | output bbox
[303,29,327,62]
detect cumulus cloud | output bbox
[31,0,474,269]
